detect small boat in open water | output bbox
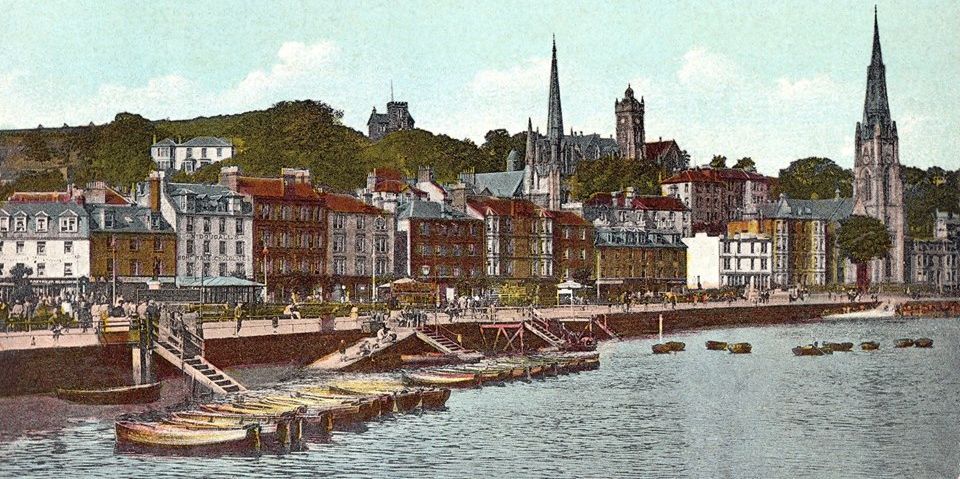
[860,341,880,351]
[727,343,752,354]
[895,338,915,348]
[706,341,728,351]
[57,382,162,405]
[823,342,853,352]
[664,341,686,352]
[651,344,672,354]
[914,337,933,348]
[793,344,831,356]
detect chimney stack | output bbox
[417,165,434,184]
[219,166,240,191]
[149,171,162,212]
[451,183,468,213]
[625,186,635,199]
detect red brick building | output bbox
[660,167,772,235]
[220,167,326,300]
[546,210,594,282]
[395,200,484,295]
[319,192,395,302]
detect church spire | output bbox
[524,117,536,166]
[546,35,563,143]
[861,6,892,139]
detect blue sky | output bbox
[0,0,957,175]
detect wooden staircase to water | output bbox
[152,326,246,394]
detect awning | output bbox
[175,276,265,288]
[556,280,584,289]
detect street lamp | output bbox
[200,253,211,312]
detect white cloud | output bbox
[773,75,839,102]
[677,47,738,89]
[0,41,340,128]
[468,57,549,97]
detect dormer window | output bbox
[0,217,8,232]
[60,217,78,233]
[35,217,48,232]
[14,217,26,232]
[104,212,115,228]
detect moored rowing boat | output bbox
[57,382,162,405]
[115,420,261,453]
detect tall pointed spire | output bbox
[861,6,892,139]
[546,35,563,143]
[524,117,536,166]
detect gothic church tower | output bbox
[615,84,645,161]
[853,8,905,283]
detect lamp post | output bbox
[200,253,210,312]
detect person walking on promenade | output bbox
[338,339,347,362]
[234,302,246,336]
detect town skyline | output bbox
[0,1,958,176]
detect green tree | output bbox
[777,157,853,200]
[709,155,727,168]
[90,113,156,189]
[480,129,526,170]
[568,155,663,200]
[733,157,756,172]
[21,133,53,163]
[9,263,34,303]
[903,165,960,238]
[359,129,493,184]
[837,215,892,291]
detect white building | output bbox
[151,137,235,173]
[0,200,90,290]
[682,232,772,290]
[142,173,254,279]
[682,233,721,289]
[720,233,773,290]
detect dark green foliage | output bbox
[903,166,960,238]
[838,215,892,264]
[359,129,493,184]
[0,169,66,200]
[481,129,526,169]
[777,157,853,200]
[9,263,34,303]
[709,155,727,168]
[568,155,664,200]
[733,157,756,172]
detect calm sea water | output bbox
[2,317,958,479]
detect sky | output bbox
[0,0,957,176]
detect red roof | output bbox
[8,192,74,203]
[585,192,688,212]
[103,187,129,205]
[373,179,426,197]
[544,209,591,226]
[467,196,541,217]
[371,167,405,182]
[660,167,771,185]
[320,192,386,214]
[235,176,321,201]
[644,140,679,159]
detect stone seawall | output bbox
[202,330,367,369]
[0,344,132,396]
[898,300,960,318]
[571,301,879,339]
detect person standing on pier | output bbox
[338,339,347,362]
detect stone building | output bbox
[395,200,484,294]
[367,100,415,141]
[851,9,906,284]
[729,195,853,288]
[581,188,691,237]
[151,137,234,173]
[87,186,176,284]
[661,167,772,235]
[0,198,90,293]
[906,211,960,290]
[614,85,688,173]
[320,193,395,302]
[594,227,686,296]
[151,173,255,280]
[462,196,553,281]
[356,167,427,213]
[221,167,327,300]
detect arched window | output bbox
[862,171,872,202]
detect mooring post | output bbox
[658,314,664,342]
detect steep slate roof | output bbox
[367,110,389,126]
[396,200,476,221]
[181,137,232,147]
[471,171,525,198]
[176,276,264,288]
[87,204,173,233]
[585,192,688,212]
[152,138,177,147]
[661,167,770,185]
[759,196,855,222]
[644,139,680,159]
[235,176,320,200]
[166,183,250,215]
[320,192,387,214]
[467,196,541,217]
[594,226,687,249]
[0,201,87,218]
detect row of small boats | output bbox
[115,379,450,455]
[652,341,752,354]
[793,338,934,356]
[401,352,601,388]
